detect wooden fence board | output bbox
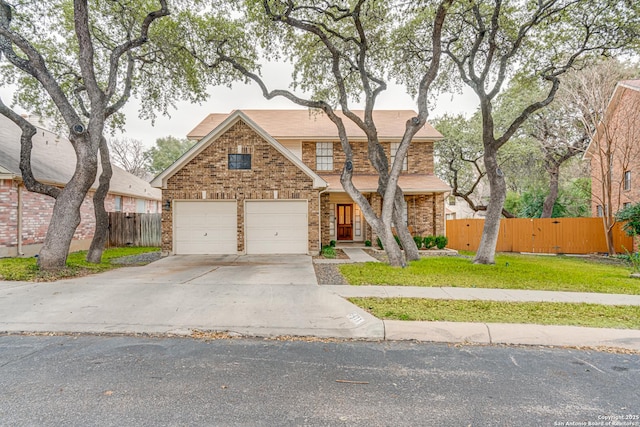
[446,217,633,254]
[107,212,161,248]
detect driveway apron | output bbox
[0,255,383,340]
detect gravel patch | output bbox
[314,264,349,285]
[110,251,162,265]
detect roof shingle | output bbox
[187,109,442,141]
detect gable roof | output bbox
[584,80,640,159]
[0,114,160,200]
[187,109,443,142]
[151,110,328,189]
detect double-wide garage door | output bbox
[173,200,308,255]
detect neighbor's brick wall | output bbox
[1,180,158,257]
[0,180,18,249]
[301,141,434,175]
[162,120,321,254]
[590,86,640,217]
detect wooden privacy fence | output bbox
[107,212,161,248]
[446,218,633,254]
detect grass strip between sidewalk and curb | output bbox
[340,254,640,295]
[349,297,640,329]
[0,247,160,282]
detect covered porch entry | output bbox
[327,193,365,243]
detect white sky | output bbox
[0,61,479,148]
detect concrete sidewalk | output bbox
[324,285,640,306]
[1,253,639,351]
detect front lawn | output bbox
[350,297,640,329]
[0,247,160,282]
[340,254,640,294]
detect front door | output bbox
[337,204,353,240]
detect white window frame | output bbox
[624,171,631,191]
[316,142,334,171]
[115,195,122,212]
[390,142,408,171]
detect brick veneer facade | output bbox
[309,140,445,247]
[589,84,640,217]
[0,179,158,257]
[301,141,434,175]
[161,117,445,254]
[161,120,321,254]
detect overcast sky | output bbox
[0,61,479,148]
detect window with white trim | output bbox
[390,142,408,171]
[316,142,334,171]
[596,205,603,217]
[624,171,631,191]
[115,195,122,212]
[329,203,336,237]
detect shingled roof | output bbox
[0,114,160,200]
[187,109,443,142]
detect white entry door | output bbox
[245,200,308,254]
[173,201,237,254]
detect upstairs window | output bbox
[596,205,603,217]
[390,142,408,171]
[447,196,457,206]
[114,195,122,212]
[624,171,631,191]
[228,154,251,170]
[316,142,333,171]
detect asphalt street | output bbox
[1,334,639,426]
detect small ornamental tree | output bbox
[616,203,640,238]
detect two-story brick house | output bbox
[151,109,449,255]
[585,80,640,218]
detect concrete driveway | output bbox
[0,255,383,339]
[86,254,319,286]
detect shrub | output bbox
[435,235,448,250]
[413,236,423,249]
[329,240,336,247]
[423,235,436,249]
[321,245,336,259]
[364,240,372,247]
[376,237,383,249]
[394,235,402,249]
[622,247,640,273]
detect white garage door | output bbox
[245,200,308,254]
[174,201,237,254]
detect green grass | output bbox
[340,253,640,294]
[0,247,159,282]
[350,297,640,329]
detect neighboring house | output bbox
[151,109,449,255]
[585,80,640,217]
[0,114,161,258]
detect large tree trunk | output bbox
[87,137,113,263]
[393,190,420,261]
[474,148,507,265]
[541,163,560,218]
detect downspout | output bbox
[17,181,24,256]
[318,187,329,254]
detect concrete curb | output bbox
[383,320,640,351]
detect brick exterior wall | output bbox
[301,140,434,175]
[1,179,158,257]
[363,193,446,244]
[302,140,444,243]
[162,120,321,254]
[590,86,640,217]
